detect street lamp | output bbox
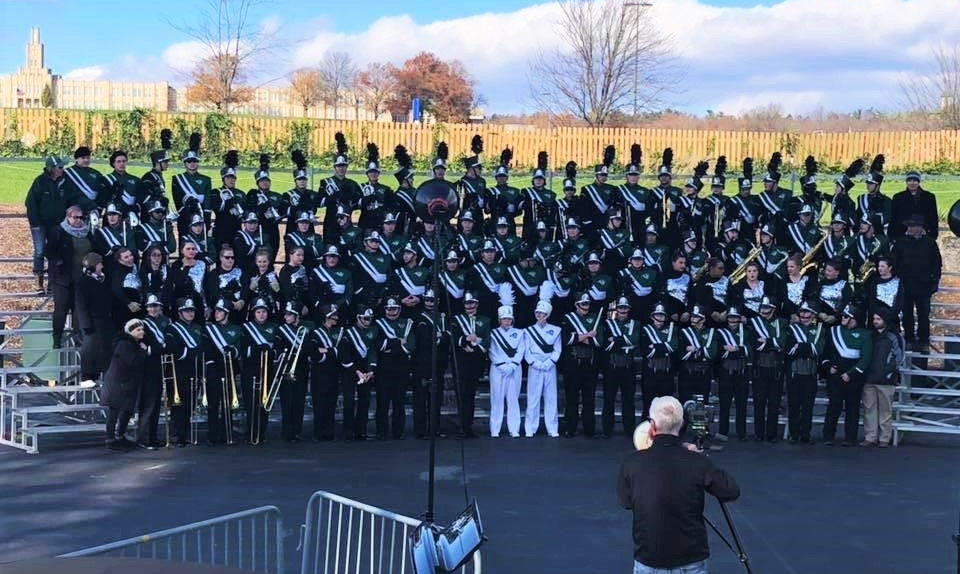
[623,1,653,116]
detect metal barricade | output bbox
[299,491,481,574]
[58,506,285,573]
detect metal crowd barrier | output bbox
[298,490,481,574]
[58,506,285,573]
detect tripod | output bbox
[705,501,754,574]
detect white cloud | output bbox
[64,65,105,80]
[91,0,960,116]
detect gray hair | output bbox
[650,396,684,436]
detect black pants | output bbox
[280,368,308,441]
[137,367,163,445]
[563,357,597,436]
[80,318,113,380]
[718,371,748,439]
[823,372,863,443]
[339,369,372,439]
[902,288,932,343]
[641,368,675,418]
[787,373,818,441]
[310,365,339,440]
[169,361,196,443]
[51,281,75,347]
[678,363,712,405]
[602,361,636,436]
[752,365,783,440]
[242,376,268,444]
[376,362,409,439]
[454,351,483,434]
[105,408,133,440]
[207,363,238,444]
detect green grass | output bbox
[2,159,959,220]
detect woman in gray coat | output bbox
[100,319,148,450]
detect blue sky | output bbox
[1,0,957,116]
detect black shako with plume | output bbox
[712,155,728,188]
[627,143,643,176]
[866,154,886,187]
[463,135,484,170]
[686,161,710,192]
[764,151,783,183]
[563,161,578,191]
[596,144,615,176]
[495,147,513,177]
[334,132,349,166]
[433,141,449,170]
[365,143,381,173]
[801,155,818,192]
[291,149,309,180]
[255,153,271,182]
[534,151,549,180]
[739,157,754,190]
[183,132,202,162]
[836,158,865,192]
[659,147,673,177]
[394,144,414,185]
[221,149,240,179]
[149,128,173,164]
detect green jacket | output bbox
[25,173,68,227]
[62,164,109,210]
[680,326,717,362]
[824,325,873,375]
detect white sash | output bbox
[441,272,464,299]
[170,322,199,349]
[206,324,229,352]
[397,268,426,296]
[508,266,537,296]
[831,326,860,359]
[584,184,608,214]
[175,173,204,203]
[347,327,369,358]
[355,252,387,283]
[65,167,97,200]
[244,322,270,347]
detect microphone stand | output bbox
[425,211,449,524]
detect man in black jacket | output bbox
[892,214,942,351]
[618,396,740,573]
[890,172,938,240]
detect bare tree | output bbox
[530,0,676,127]
[318,51,357,120]
[173,0,283,113]
[289,67,324,116]
[354,62,399,120]
[901,44,960,130]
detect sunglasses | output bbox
[221,255,235,260]
[69,215,83,220]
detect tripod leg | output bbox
[720,501,754,574]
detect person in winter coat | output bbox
[45,205,94,348]
[892,214,942,351]
[76,252,113,383]
[24,155,68,290]
[890,172,938,240]
[862,310,904,447]
[100,319,148,450]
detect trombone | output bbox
[222,347,240,446]
[265,327,302,412]
[160,353,179,448]
[191,353,206,446]
[250,349,269,446]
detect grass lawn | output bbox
[2,158,959,220]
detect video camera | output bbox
[682,394,716,451]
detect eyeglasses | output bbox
[68,215,83,220]
[221,255,235,260]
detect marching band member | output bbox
[488,305,527,438]
[816,259,852,326]
[310,245,353,314]
[413,290,450,439]
[561,293,605,437]
[619,248,659,322]
[602,297,640,438]
[780,254,818,322]
[640,303,677,417]
[204,298,245,445]
[389,242,431,319]
[678,304,716,405]
[469,240,508,320]
[750,296,787,442]
[337,306,380,441]
[452,292,491,438]
[374,298,416,440]
[359,144,391,231]
[165,297,203,447]
[137,294,168,449]
[618,144,651,244]
[276,302,313,443]
[716,306,752,442]
[524,300,562,438]
[306,304,343,441]
[204,246,249,324]
[284,211,321,269]
[242,297,278,445]
[212,150,244,250]
[786,301,823,444]
[821,304,873,446]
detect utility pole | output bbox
[623,1,653,117]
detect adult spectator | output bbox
[45,205,94,348]
[99,318,147,450]
[617,396,740,574]
[24,156,67,292]
[76,252,113,384]
[862,310,904,448]
[892,215,942,351]
[890,172,938,240]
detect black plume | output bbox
[471,135,483,154]
[366,142,379,164]
[714,155,727,177]
[394,145,412,168]
[804,155,817,177]
[767,151,782,175]
[259,153,271,172]
[335,132,348,155]
[742,157,754,179]
[500,147,513,166]
[188,132,201,153]
[844,158,865,178]
[537,151,548,171]
[291,149,308,170]
[869,154,885,174]
[160,128,172,150]
[224,150,239,169]
[662,147,673,169]
[565,161,577,181]
[603,145,616,167]
[694,161,709,179]
[630,143,642,167]
[437,142,448,161]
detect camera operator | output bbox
[618,397,740,574]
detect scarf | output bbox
[60,218,90,238]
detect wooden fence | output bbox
[4,108,960,170]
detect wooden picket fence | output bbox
[4,108,960,170]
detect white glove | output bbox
[538,360,552,371]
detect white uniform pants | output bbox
[525,364,558,437]
[489,363,522,437]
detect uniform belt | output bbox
[609,354,632,368]
[791,358,817,376]
[756,352,781,369]
[684,362,711,374]
[722,358,747,373]
[570,346,594,360]
[646,357,671,372]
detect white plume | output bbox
[538,280,554,303]
[498,282,515,307]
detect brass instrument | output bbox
[728,245,763,284]
[160,353,179,447]
[692,261,710,282]
[89,209,102,232]
[250,349,269,445]
[662,189,670,228]
[800,233,828,268]
[714,202,723,239]
[856,241,883,284]
[190,353,206,445]
[265,328,301,412]
[222,347,239,446]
